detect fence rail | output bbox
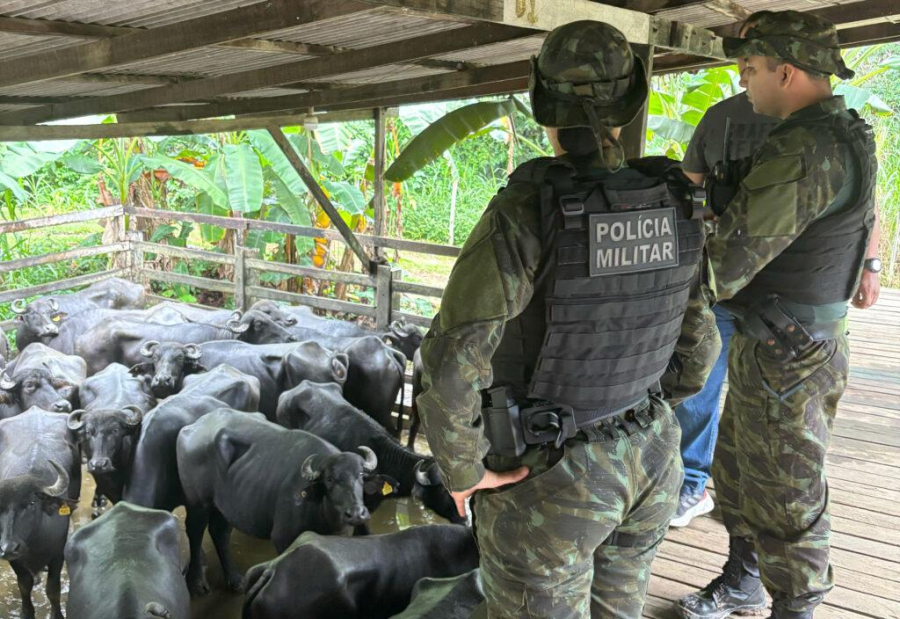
[2,205,454,330]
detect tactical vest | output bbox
[490,156,705,424]
[728,109,876,310]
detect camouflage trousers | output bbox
[712,332,849,614]
[474,398,683,619]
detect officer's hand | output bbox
[852,269,880,309]
[451,467,530,518]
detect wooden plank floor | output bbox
[644,288,900,619]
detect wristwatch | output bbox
[864,258,882,273]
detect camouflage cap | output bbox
[529,20,648,129]
[723,10,853,80]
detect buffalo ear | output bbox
[40,495,77,517]
[129,363,154,377]
[186,360,208,374]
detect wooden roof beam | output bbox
[0,22,534,126]
[0,1,373,89]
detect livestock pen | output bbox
[1,0,899,618]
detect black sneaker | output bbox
[670,490,715,528]
[674,537,767,619]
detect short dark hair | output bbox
[764,56,830,81]
[558,126,600,156]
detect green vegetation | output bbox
[1,42,899,330]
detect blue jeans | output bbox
[674,304,735,497]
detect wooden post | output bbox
[373,107,387,261]
[266,126,375,273]
[243,246,259,310]
[234,244,248,312]
[375,263,393,330]
[129,231,145,286]
[391,267,403,323]
[621,44,654,160]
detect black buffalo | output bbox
[0,408,80,619]
[277,381,462,524]
[242,525,478,619]
[389,570,484,619]
[177,410,377,596]
[70,363,157,505]
[3,342,87,409]
[75,309,295,376]
[12,278,144,351]
[122,365,260,511]
[132,339,347,414]
[0,368,75,419]
[65,502,190,619]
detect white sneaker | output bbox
[669,490,714,528]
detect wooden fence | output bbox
[0,205,460,332]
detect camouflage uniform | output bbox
[418,22,720,619]
[676,11,875,619]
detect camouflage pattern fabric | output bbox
[723,10,854,79]
[708,97,854,304]
[712,332,849,613]
[474,398,683,619]
[530,21,648,130]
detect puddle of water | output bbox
[0,464,447,618]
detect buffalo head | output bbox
[228,309,298,345]
[133,341,205,398]
[413,459,466,525]
[0,369,74,416]
[300,446,377,528]
[12,298,67,344]
[282,342,349,391]
[249,300,299,327]
[382,320,425,360]
[68,406,143,475]
[0,461,74,561]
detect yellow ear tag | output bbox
[58,505,71,516]
[382,481,394,496]
[51,315,62,322]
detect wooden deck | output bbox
[645,288,900,619]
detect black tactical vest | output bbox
[728,109,877,310]
[490,156,705,424]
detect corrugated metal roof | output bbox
[106,46,311,78]
[0,79,151,98]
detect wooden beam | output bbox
[813,0,900,30]
[113,59,532,123]
[0,1,371,89]
[0,109,394,141]
[267,126,375,272]
[0,16,131,39]
[66,73,200,86]
[0,23,533,126]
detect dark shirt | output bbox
[683,92,780,175]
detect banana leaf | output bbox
[223,143,264,213]
[385,98,516,182]
[141,155,229,208]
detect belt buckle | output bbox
[521,404,576,449]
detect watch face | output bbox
[866,258,882,273]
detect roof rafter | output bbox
[0,22,534,126]
[0,0,373,89]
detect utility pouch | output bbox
[481,387,527,458]
[740,295,814,362]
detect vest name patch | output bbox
[589,208,679,276]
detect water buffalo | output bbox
[177,410,377,596]
[0,368,75,419]
[4,342,87,408]
[242,525,479,619]
[12,278,144,351]
[277,381,462,524]
[65,502,190,619]
[252,300,425,360]
[122,365,260,512]
[75,309,294,376]
[389,570,484,619]
[0,408,81,619]
[132,339,347,414]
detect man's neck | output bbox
[779,88,834,119]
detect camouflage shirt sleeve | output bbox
[417,182,543,492]
[661,237,721,406]
[707,125,849,301]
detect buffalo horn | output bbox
[358,446,378,472]
[227,314,250,334]
[10,298,27,314]
[42,460,69,498]
[139,340,160,358]
[67,410,86,432]
[123,405,144,427]
[414,460,432,486]
[301,455,322,481]
[48,298,59,312]
[184,344,202,360]
[0,373,15,391]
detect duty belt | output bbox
[482,387,658,458]
[731,294,847,361]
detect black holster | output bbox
[737,295,835,361]
[482,387,577,458]
[706,156,753,216]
